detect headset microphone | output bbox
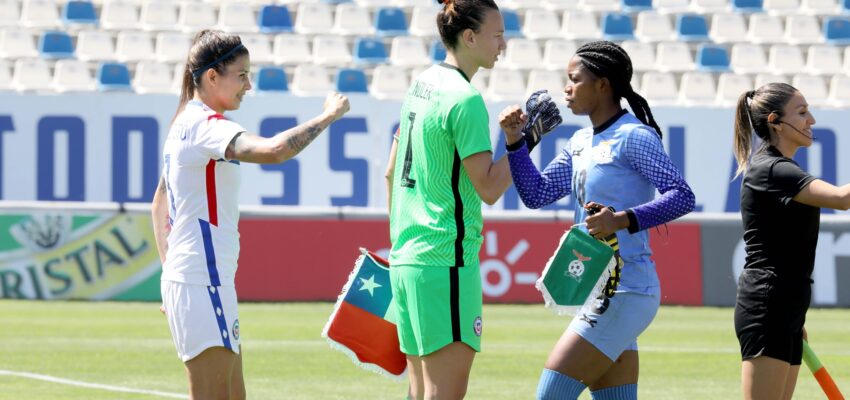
[779,121,815,140]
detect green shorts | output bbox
[390,264,483,356]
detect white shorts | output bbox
[161,280,241,362]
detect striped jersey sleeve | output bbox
[624,128,695,231]
[507,141,573,209]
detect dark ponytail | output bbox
[732,83,798,177]
[172,30,248,125]
[436,0,498,50]
[574,40,663,139]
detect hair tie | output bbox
[746,90,755,98]
[192,43,245,79]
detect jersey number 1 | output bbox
[400,112,417,189]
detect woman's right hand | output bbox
[499,105,526,146]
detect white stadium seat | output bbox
[500,38,543,70]
[177,2,216,34]
[12,58,51,91]
[274,34,312,65]
[140,1,178,32]
[526,69,565,104]
[730,43,769,74]
[542,39,578,71]
[100,1,139,31]
[370,65,408,100]
[0,0,20,28]
[0,28,37,58]
[806,45,843,75]
[241,34,273,64]
[20,0,60,29]
[768,44,805,75]
[655,41,695,72]
[486,69,526,102]
[409,5,439,37]
[218,3,257,33]
[53,59,95,92]
[312,35,352,66]
[389,36,429,67]
[77,30,115,62]
[746,14,784,44]
[116,31,154,62]
[291,64,334,97]
[294,3,333,35]
[621,40,656,71]
[641,71,678,104]
[784,15,823,44]
[754,72,789,88]
[679,71,716,105]
[709,13,747,44]
[155,32,191,63]
[828,75,850,107]
[561,11,601,40]
[134,61,174,94]
[635,12,676,42]
[332,3,374,36]
[716,73,753,105]
[791,74,828,106]
[0,59,9,90]
[522,9,562,40]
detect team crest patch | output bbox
[593,140,615,164]
[566,250,592,281]
[232,319,240,341]
[473,316,483,337]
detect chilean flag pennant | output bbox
[322,249,406,379]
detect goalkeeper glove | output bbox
[522,90,563,152]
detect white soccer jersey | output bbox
[161,100,245,287]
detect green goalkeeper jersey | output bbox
[389,63,492,268]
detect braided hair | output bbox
[574,41,663,139]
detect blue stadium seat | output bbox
[97,62,132,91]
[732,0,763,12]
[353,38,388,64]
[502,9,522,38]
[255,66,289,92]
[63,1,98,26]
[258,5,293,33]
[374,7,409,37]
[622,0,653,13]
[601,13,635,41]
[430,40,447,62]
[843,0,850,13]
[677,14,709,41]
[336,68,368,93]
[39,31,74,59]
[696,44,730,71]
[824,17,850,45]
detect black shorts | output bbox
[734,268,811,365]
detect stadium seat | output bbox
[696,44,730,71]
[768,44,805,74]
[241,34,273,64]
[502,9,522,38]
[254,66,288,92]
[172,63,184,92]
[370,65,408,100]
[732,0,763,12]
[823,17,850,44]
[709,13,747,43]
[258,5,293,33]
[294,3,333,35]
[62,1,98,27]
[115,31,154,62]
[133,61,173,94]
[39,31,74,59]
[75,30,113,62]
[800,0,839,14]
[0,28,38,58]
[501,0,542,8]
[393,0,422,7]
[581,0,621,12]
[746,14,784,43]
[545,0,582,9]
[430,39,446,62]
[500,38,543,70]
[716,72,753,105]
[730,43,769,73]
[763,0,800,14]
[522,9,562,40]
[623,0,654,12]
[655,41,695,71]
[336,67,368,93]
[0,59,10,90]
[97,62,132,91]
[785,15,823,44]
[845,46,850,74]
[177,2,215,34]
[842,0,850,12]
[640,71,678,104]
[155,32,190,63]
[542,39,577,70]
[653,0,691,14]
[389,36,429,67]
[828,74,850,107]
[676,14,709,41]
[754,72,789,87]
[632,72,642,93]
[218,3,257,33]
[291,64,334,96]
[806,45,843,75]
[635,11,675,42]
[561,11,602,40]
[486,69,526,102]
[355,0,394,7]
[139,1,177,32]
[353,37,388,65]
[100,1,138,31]
[52,59,94,92]
[409,5,439,37]
[602,12,636,41]
[12,58,51,91]
[0,0,20,28]
[374,7,408,37]
[679,72,716,105]
[791,74,828,105]
[332,3,374,36]
[526,69,565,104]
[313,35,352,66]
[690,0,729,13]
[621,40,655,71]
[20,0,60,29]
[273,34,312,65]
[471,69,488,93]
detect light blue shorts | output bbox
[567,287,661,361]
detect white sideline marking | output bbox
[0,370,188,399]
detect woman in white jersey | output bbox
[151,30,349,399]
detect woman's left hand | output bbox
[585,201,628,239]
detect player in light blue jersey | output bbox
[504,41,695,399]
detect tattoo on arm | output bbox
[285,123,325,154]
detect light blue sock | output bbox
[537,368,586,400]
[590,383,638,400]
